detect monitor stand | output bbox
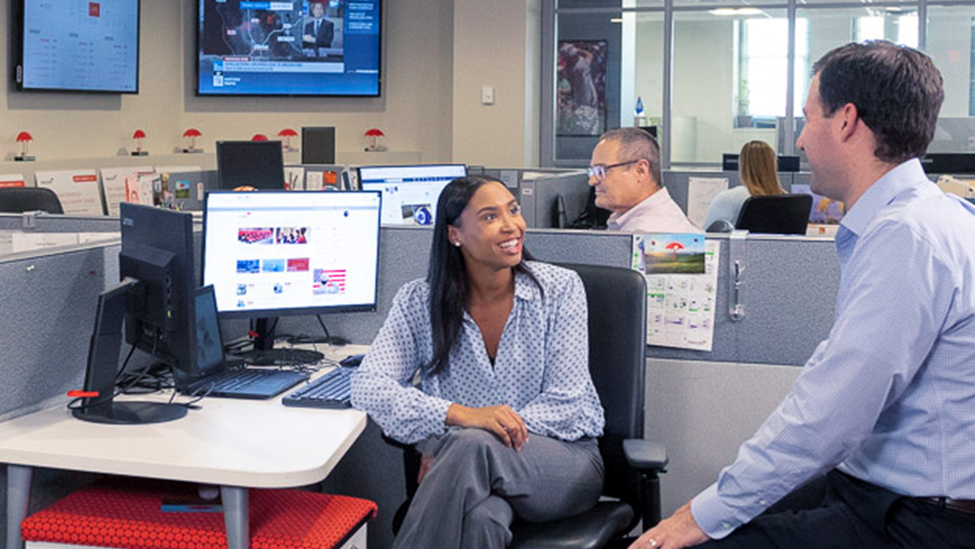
[73,278,187,426]
[73,401,187,425]
[239,317,324,365]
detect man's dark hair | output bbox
[813,40,944,164]
[598,128,662,187]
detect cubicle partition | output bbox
[0,223,842,546]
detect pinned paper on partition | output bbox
[102,167,153,216]
[687,177,728,228]
[306,171,325,191]
[35,169,104,216]
[632,235,720,351]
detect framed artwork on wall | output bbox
[557,40,608,136]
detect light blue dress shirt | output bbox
[692,159,975,539]
[703,186,751,230]
[350,261,605,445]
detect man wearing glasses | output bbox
[588,128,700,233]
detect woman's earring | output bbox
[453,241,461,247]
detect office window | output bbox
[544,0,975,167]
[926,4,975,149]
[736,17,809,124]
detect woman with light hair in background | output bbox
[704,140,786,230]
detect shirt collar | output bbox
[611,187,672,227]
[839,158,925,238]
[514,263,541,302]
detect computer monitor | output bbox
[216,141,286,190]
[301,127,336,164]
[721,154,801,172]
[357,164,467,225]
[201,190,382,349]
[73,204,198,425]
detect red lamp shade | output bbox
[364,128,385,137]
[278,128,298,138]
[132,129,147,140]
[16,131,33,143]
[251,134,269,142]
[182,128,202,138]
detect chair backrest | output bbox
[735,193,812,235]
[0,187,64,214]
[560,263,647,508]
[706,219,735,233]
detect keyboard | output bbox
[199,368,309,400]
[282,367,353,409]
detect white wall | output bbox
[451,0,540,167]
[0,0,458,164]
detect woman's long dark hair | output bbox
[425,176,538,377]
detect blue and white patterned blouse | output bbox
[350,261,605,445]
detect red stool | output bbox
[21,482,376,549]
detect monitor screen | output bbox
[16,0,140,93]
[119,203,197,374]
[196,0,381,96]
[217,141,286,189]
[202,190,382,319]
[357,164,467,226]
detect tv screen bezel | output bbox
[14,0,141,94]
[194,0,383,98]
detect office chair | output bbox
[706,219,735,233]
[0,187,64,214]
[735,193,812,235]
[385,264,668,549]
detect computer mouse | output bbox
[340,354,365,368]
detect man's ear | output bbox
[837,103,860,141]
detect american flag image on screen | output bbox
[313,269,346,295]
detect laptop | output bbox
[182,285,308,399]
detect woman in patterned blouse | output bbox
[351,176,606,549]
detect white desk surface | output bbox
[0,345,369,489]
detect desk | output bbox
[0,345,369,549]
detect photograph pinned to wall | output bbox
[633,233,706,275]
[631,235,720,352]
[557,40,607,136]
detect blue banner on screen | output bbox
[197,0,381,96]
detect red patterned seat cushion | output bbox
[22,483,376,549]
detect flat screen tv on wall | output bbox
[15,0,141,93]
[196,0,382,97]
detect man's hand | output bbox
[446,404,529,450]
[629,502,710,549]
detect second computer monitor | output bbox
[216,140,286,190]
[202,190,382,320]
[357,164,467,226]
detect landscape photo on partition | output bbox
[635,233,706,274]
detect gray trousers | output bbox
[392,428,604,549]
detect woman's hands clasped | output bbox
[446,404,530,451]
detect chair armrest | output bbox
[623,439,668,472]
[381,433,416,451]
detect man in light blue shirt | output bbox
[632,41,975,549]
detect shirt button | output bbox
[722,522,731,529]
[759,500,768,506]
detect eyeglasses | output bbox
[587,159,640,180]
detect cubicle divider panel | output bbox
[0,246,114,421]
[647,235,839,367]
[0,213,120,233]
[277,227,635,345]
[662,170,799,218]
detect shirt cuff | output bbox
[691,483,743,540]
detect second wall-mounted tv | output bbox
[15,0,141,93]
[197,0,382,97]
